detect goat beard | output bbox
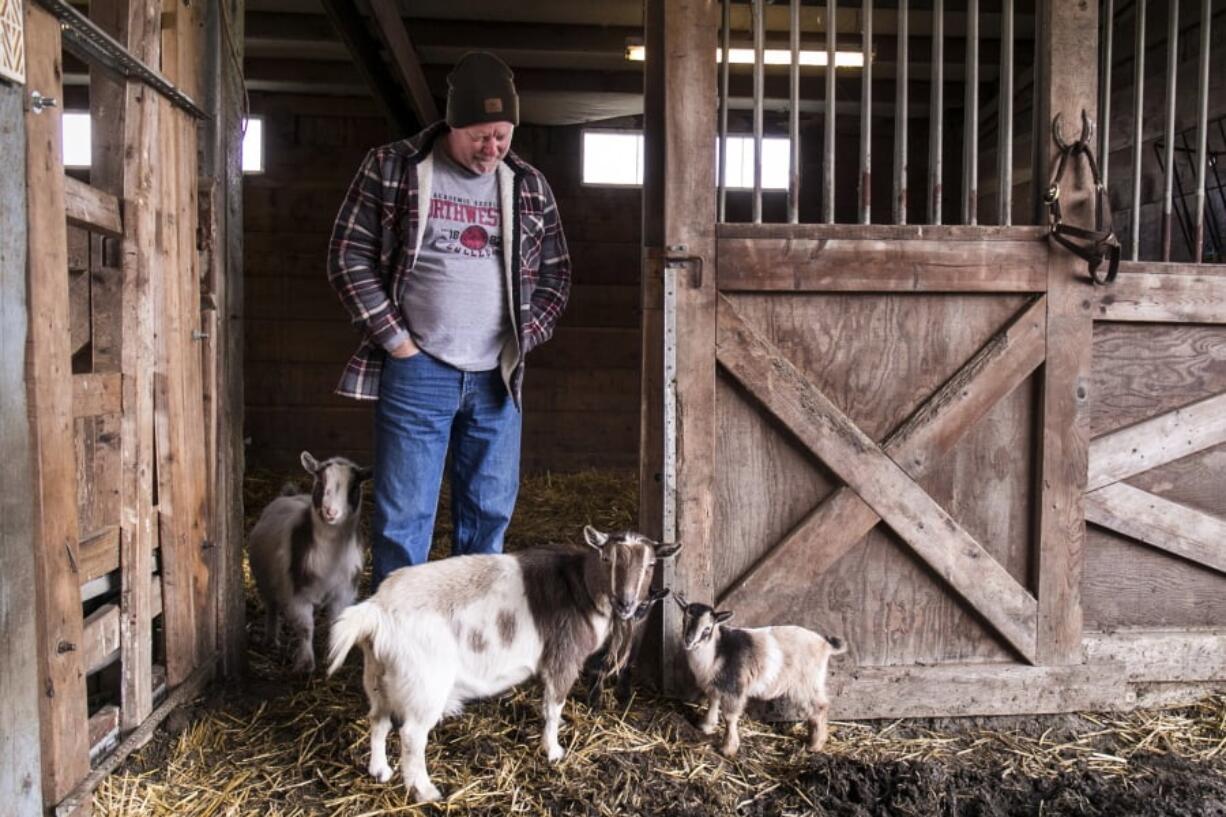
[596,617,638,683]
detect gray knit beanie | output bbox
[445,51,520,128]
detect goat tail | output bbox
[327,600,381,676]
[825,634,849,656]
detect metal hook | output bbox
[1052,110,1094,152]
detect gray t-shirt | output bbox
[400,149,511,371]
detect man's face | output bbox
[445,122,514,175]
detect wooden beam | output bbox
[63,176,122,237]
[1034,0,1097,666]
[368,0,440,125]
[825,661,1130,720]
[78,526,120,585]
[1,72,45,817]
[317,0,417,136]
[72,373,123,418]
[1087,391,1226,492]
[90,0,160,736]
[717,296,1039,662]
[1086,482,1226,575]
[83,604,120,674]
[1083,630,1226,682]
[717,237,1049,292]
[25,5,91,803]
[87,705,120,762]
[720,296,1048,618]
[1093,271,1226,323]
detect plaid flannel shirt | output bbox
[327,122,571,404]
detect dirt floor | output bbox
[93,469,1226,816]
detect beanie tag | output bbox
[483,98,504,114]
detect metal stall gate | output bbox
[642,0,1226,717]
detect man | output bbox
[328,51,570,589]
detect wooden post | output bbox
[1034,0,1097,665]
[24,4,91,802]
[662,0,719,689]
[1,75,45,817]
[90,0,160,734]
[203,0,247,680]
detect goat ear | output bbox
[300,451,321,474]
[714,610,735,625]
[654,541,682,560]
[673,593,689,612]
[356,465,374,483]
[583,525,609,549]
[647,587,671,603]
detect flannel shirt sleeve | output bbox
[523,177,571,354]
[327,149,411,353]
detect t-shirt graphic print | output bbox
[400,149,511,372]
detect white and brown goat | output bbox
[248,451,372,672]
[676,597,847,758]
[327,526,681,803]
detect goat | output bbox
[327,526,681,803]
[585,587,671,708]
[248,451,372,673]
[676,596,847,758]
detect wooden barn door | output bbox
[638,1,1186,714]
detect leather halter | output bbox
[1043,111,1121,285]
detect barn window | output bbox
[581,130,644,186]
[60,113,265,174]
[242,116,265,174]
[581,130,790,190]
[722,135,789,191]
[62,112,91,169]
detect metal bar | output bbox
[824,0,837,223]
[662,263,677,547]
[999,0,1014,225]
[894,0,908,224]
[1130,0,1146,260]
[1176,129,1199,253]
[859,0,872,224]
[1162,0,1179,260]
[789,0,801,224]
[753,0,765,223]
[929,0,943,224]
[718,0,730,222]
[963,0,979,225]
[1194,0,1211,262]
[1100,0,1114,195]
[32,0,207,119]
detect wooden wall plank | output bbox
[83,604,121,674]
[717,297,1039,662]
[23,5,91,803]
[717,238,1049,292]
[79,526,120,585]
[720,297,1047,620]
[1087,391,1226,491]
[63,176,123,238]
[1083,630,1226,682]
[90,0,160,736]
[1095,272,1226,323]
[0,70,45,817]
[1086,482,1226,575]
[1034,0,1097,666]
[72,373,123,418]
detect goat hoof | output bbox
[292,655,316,674]
[369,761,393,783]
[546,744,565,763]
[807,739,827,753]
[700,723,718,736]
[720,744,739,759]
[412,783,442,803]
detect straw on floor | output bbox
[93,469,1226,817]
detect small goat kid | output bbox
[327,526,681,803]
[677,597,847,758]
[248,451,372,673]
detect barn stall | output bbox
[1,0,1225,814]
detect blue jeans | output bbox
[370,351,521,590]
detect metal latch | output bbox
[664,243,704,288]
[30,90,58,114]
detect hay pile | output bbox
[93,469,1226,817]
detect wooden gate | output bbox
[642,0,1226,716]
